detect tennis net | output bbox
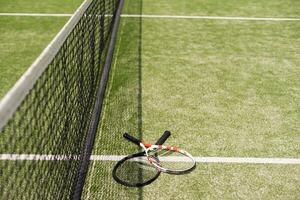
[0,0,123,199]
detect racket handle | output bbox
[123,132,141,146]
[155,130,171,145]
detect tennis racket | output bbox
[112,131,171,187]
[123,132,196,175]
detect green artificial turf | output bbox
[83,161,300,200]
[141,19,300,157]
[132,0,300,18]
[89,10,300,158]
[143,163,300,200]
[0,0,83,13]
[0,17,68,99]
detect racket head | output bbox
[146,146,196,175]
[112,152,160,187]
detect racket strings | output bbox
[147,149,195,173]
[114,155,160,186]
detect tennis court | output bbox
[0,0,299,199]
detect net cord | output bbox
[71,0,124,199]
[0,0,92,131]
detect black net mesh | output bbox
[0,0,121,199]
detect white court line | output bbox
[0,154,80,160]
[121,14,300,21]
[1,154,299,164]
[0,13,72,17]
[0,13,300,21]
